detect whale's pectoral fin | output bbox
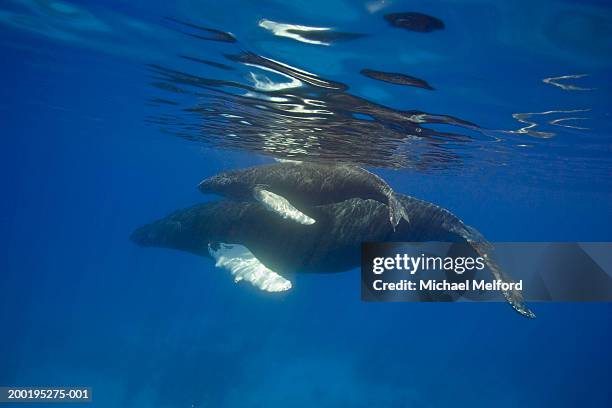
[208,243,292,292]
[253,185,316,225]
[388,194,410,229]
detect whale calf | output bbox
[131,194,534,318]
[198,162,410,229]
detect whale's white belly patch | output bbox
[208,243,292,292]
[253,187,315,225]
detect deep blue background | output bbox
[1,1,611,406]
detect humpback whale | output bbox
[198,162,410,228]
[131,194,534,318]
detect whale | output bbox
[131,194,534,318]
[198,162,410,229]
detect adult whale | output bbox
[131,194,534,318]
[198,162,410,229]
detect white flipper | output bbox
[208,243,292,292]
[253,187,316,225]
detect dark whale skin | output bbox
[131,194,534,318]
[198,162,409,227]
[198,162,395,209]
[131,195,481,275]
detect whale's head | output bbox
[198,172,251,199]
[199,174,232,193]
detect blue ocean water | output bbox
[1,0,611,406]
